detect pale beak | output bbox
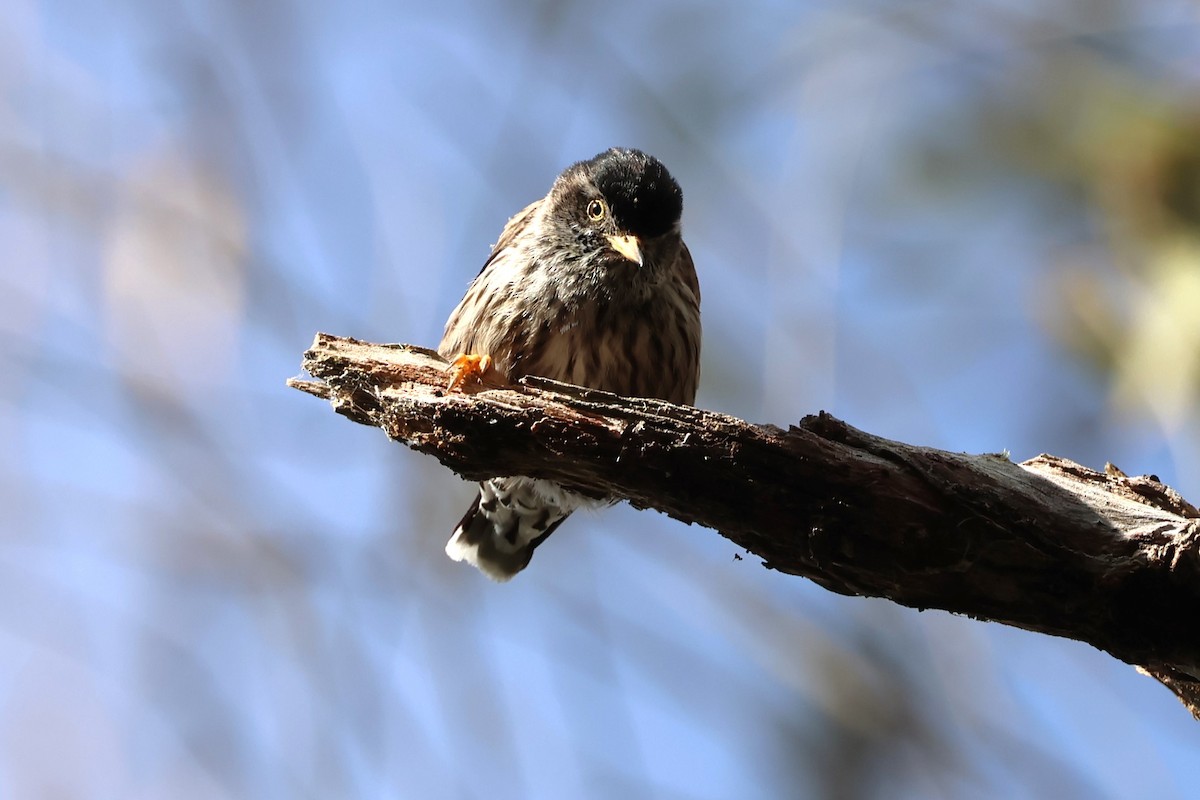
[606,234,644,267]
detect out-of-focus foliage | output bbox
[2,0,1199,798]
[925,40,1200,433]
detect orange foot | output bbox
[446,353,494,391]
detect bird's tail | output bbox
[445,478,572,581]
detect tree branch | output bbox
[289,332,1200,718]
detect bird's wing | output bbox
[439,200,542,358]
[678,240,701,307]
[474,199,541,278]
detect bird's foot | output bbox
[446,353,494,391]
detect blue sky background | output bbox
[4,0,1200,797]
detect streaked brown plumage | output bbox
[439,148,701,580]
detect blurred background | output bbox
[4,0,1200,797]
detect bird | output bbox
[438,147,702,580]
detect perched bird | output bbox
[439,148,702,580]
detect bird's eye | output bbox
[586,199,606,221]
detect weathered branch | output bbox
[290,333,1200,718]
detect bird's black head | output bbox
[539,148,685,282]
[555,148,683,240]
[549,146,681,241]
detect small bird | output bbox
[439,148,702,580]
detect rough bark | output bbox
[289,332,1200,718]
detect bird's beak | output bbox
[606,234,644,267]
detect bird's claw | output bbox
[446,353,493,391]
